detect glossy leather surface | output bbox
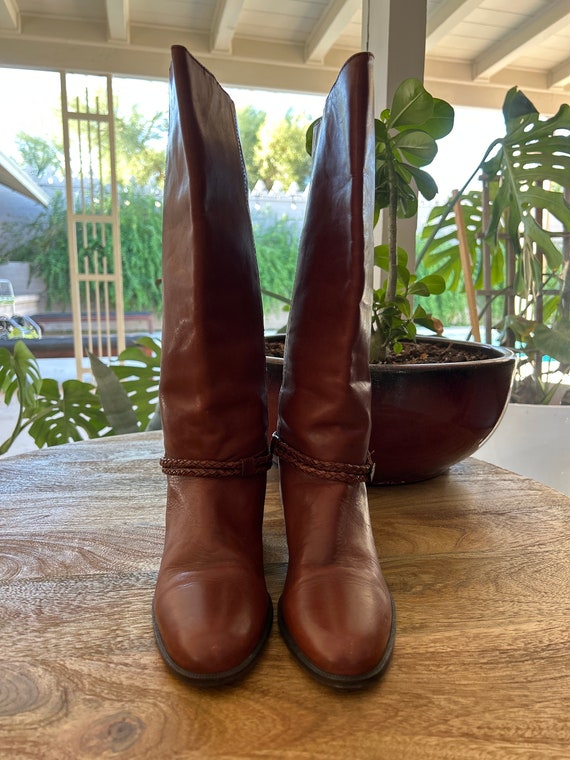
[275,53,395,686]
[154,46,271,683]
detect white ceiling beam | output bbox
[473,0,570,80]
[0,0,20,31]
[426,0,482,51]
[105,0,129,43]
[210,0,245,53]
[304,0,361,64]
[549,56,570,87]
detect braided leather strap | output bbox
[270,433,375,484]
[160,448,273,478]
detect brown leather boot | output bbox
[272,52,395,690]
[153,46,273,685]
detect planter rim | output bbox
[265,334,516,371]
[506,401,570,411]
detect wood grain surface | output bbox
[1,432,569,759]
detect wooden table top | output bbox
[1,432,569,759]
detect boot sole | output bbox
[278,593,396,691]
[152,596,273,686]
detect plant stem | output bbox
[416,138,504,267]
[0,404,26,455]
[386,154,398,304]
[561,259,570,321]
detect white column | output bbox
[363,0,427,266]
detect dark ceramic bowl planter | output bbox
[265,334,516,485]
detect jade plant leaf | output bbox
[392,130,438,168]
[389,79,433,129]
[422,98,455,139]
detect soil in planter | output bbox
[265,339,286,358]
[264,338,490,364]
[376,341,492,365]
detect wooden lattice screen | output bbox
[60,72,125,379]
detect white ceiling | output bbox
[1,0,570,113]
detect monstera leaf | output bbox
[0,341,42,409]
[0,342,44,454]
[87,337,161,433]
[27,378,109,448]
[419,190,506,291]
[89,352,140,435]
[482,88,570,289]
[109,336,161,430]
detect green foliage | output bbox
[114,107,167,187]
[0,185,163,313]
[371,79,453,362]
[307,78,454,363]
[482,93,570,289]
[0,341,108,454]
[0,338,161,454]
[253,211,300,315]
[256,110,312,190]
[421,191,487,290]
[420,89,570,290]
[16,133,64,179]
[370,246,445,361]
[89,352,139,434]
[236,106,267,187]
[118,186,163,313]
[108,336,161,430]
[374,79,454,223]
[4,103,313,318]
[0,190,70,307]
[418,87,570,402]
[28,378,109,447]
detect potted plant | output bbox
[0,337,161,455]
[265,78,516,484]
[419,88,570,494]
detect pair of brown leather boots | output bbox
[152,46,395,690]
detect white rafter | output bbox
[304,0,361,64]
[473,0,570,80]
[105,0,129,42]
[549,55,570,87]
[210,0,245,53]
[0,0,19,31]
[426,0,482,51]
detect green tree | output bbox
[3,109,166,313]
[15,133,64,179]
[253,209,300,315]
[236,105,266,187]
[0,191,69,308]
[255,109,312,189]
[114,106,167,187]
[118,185,163,312]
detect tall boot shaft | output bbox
[274,53,395,689]
[161,46,267,462]
[277,52,375,465]
[154,47,272,686]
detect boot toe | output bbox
[153,572,272,684]
[279,570,395,688]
